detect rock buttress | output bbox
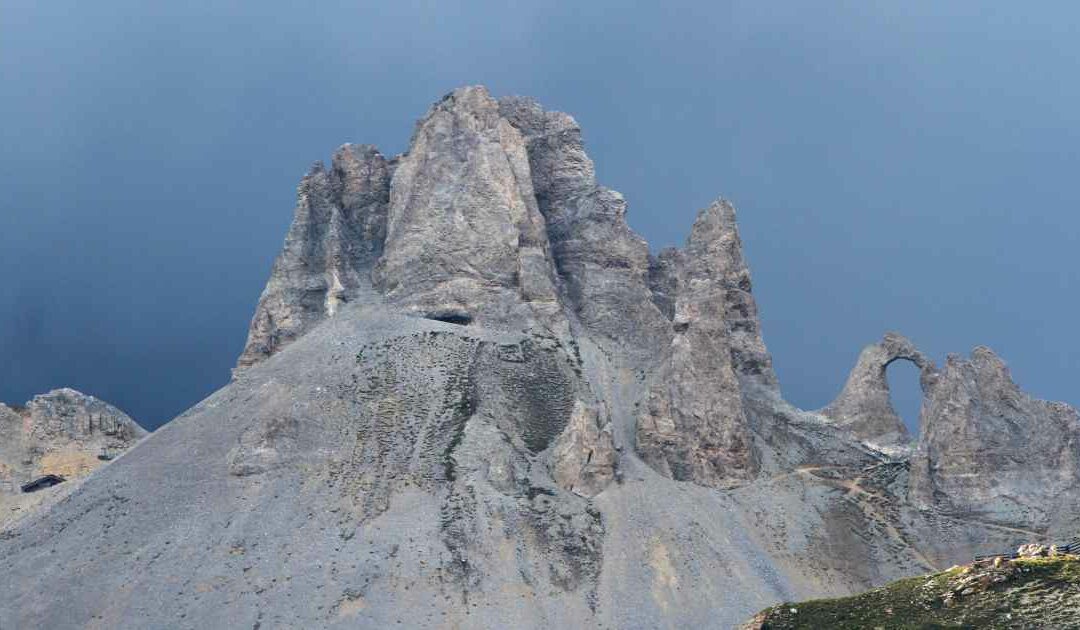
[909,347,1080,530]
[635,201,765,486]
[237,144,390,369]
[373,86,564,332]
[499,95,670,356]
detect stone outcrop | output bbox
[0,389,146,527]
[549,401,617,497]
[499,96,670,354]
[237,144,390,369]
[820,332,937,447]
[909,347,1080,529]
[636,201,764,486]
[5,86,1080,630]
[373,87,564,332]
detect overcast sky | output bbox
[2,1,1077,431]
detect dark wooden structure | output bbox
[20,474,66,493]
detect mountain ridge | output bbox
[1,86,1076,629]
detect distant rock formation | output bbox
[820,332,936,448]
[237,144,391,369]
[3,86,1078,630]
[636,201,764,486]
[0,389,146,527]
[910,347,1080,530]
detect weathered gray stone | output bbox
[636,201,760,487]
[549,401,616,497]
[500,96,670,355]
[4,86,1080,630]
[821,332,937,447]
[237,144,390,369]
[909,347,1080,530]
[373,86,564,332]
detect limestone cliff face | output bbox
[374,87,564,332]
[499,96,671,355]
[237,144,390,369]
[909,347,1080,529]
[0,389,146,527]
[636,202,761,485]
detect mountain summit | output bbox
[2,87,1077,629]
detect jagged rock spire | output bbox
[635,200,767,487]
[237,145,390,369]
[499,96,670,354]
[237,87,782,491]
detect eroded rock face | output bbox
[499,96,670,355]
[636,201,761,487]
[373,86,564,332]
[909,347,1080,529]
[821,332,937,448]
[238,144,390,369]
[0,389,146,527]
[549,401,616,497]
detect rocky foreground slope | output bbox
[743,552,1080,629]
[1,86,1077,629]
[0,389,145,528]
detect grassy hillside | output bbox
[743,556,1080,629]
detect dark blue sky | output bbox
[2,1,1077,431]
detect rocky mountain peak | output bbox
[237,143,390,369]
[373,85,564,331]
[685,199,778,389]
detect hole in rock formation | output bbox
[422,311,473,326]
[886,358,923,436]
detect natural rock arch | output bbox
[820,332,937,447]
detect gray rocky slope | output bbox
[0,389,146,529]
[2,86,1078,629]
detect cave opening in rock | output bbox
[885,359,923,437]
[423,311,473,326]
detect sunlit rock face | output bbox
[3,87,1078,630]
[373,86,565,333]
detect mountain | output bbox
[0,388,146,529]
[1,86,1076,629]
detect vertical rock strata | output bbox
[909,347,1080,528]
[237,144,390,369]
[498,96,670,354]
[373,87,563,331]
[635,201,762,486]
